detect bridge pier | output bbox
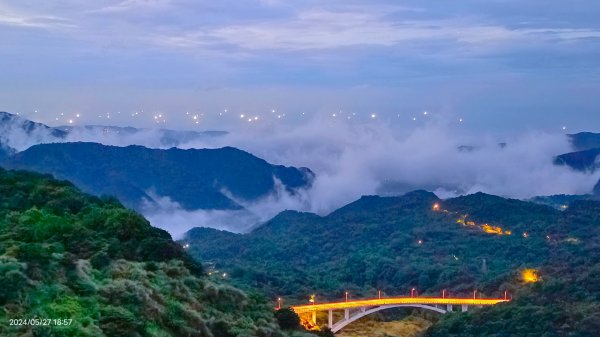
[312,312,317,325]
[328,310,333,328]
[461,304,468,312]
[446,304,453,312]
[344,309,349,320]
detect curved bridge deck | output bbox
[290,296,509,333]
[291,297,508,314]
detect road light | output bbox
[277,297,282,310]
[411,288,417,298]
[345,291,349,302]
[378,290,382,299]
[442,289,447,299]
[473,290,477,299]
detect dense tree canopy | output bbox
[0,168,306,337]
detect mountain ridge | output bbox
[2,141,314,212]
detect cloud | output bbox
[174,114,599,214]
[0,3,71,29]
[135,115,599,235]
[87,0,171,14]
[3,110,598,236]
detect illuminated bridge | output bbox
[289,294,510,333]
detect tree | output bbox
[274,308,301,330]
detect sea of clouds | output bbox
[2,112,598,237]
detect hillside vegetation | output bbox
[0,168,301,337]
[186,191,600,336]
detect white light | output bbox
[240,114,245,118]
[459,118,463,122]
[76,114,80,118]
[68,119,73,124]
[562,126,567,130]
[413,117,417,121]
[254,116,258,120]
[332,113,336,117]
[371,114,376,119]
[272,109,276,113]
[423,111,428,115]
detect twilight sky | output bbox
[1,0,599,133]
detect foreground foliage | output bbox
[0,168,292,337]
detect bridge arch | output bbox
[331,304,446,333]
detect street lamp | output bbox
[277,297,282,310]
[411,288,417,298]
[345,291,349,302]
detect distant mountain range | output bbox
[0,111,314,212]
[2,142,313,211]
[553,132,600,194]
[0,111,227,152]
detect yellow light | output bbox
[482,224,503,235]
[291,297,509,314]
[522,269,539,283]
[432,203,440,211]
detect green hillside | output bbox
[0,168,304,337]
[185,191,600,336]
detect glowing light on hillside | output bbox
[417,240,423,245]
[522,269,539,283]
[432,203,441,211]
[482,224,511,235]
[371,114,377,119]
[523,232,529,238]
